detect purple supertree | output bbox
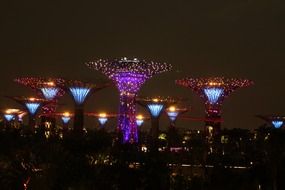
[86,57,172,143]
[65,80,107,133]
[176,77,253,141]
[257,115,285,129]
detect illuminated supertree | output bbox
[257,115,285,129]
[166,106,188,128]
[57,112,72,137]
[14,77,66,130]
[136,114,144,127]
[86,112,116,129]
[1,109,25,129]
[176,77,253,141]
[137,97,178,147]
[14,77,65,111]
[86,57,172,143]
[97,113,108,128]
[9,97,48,133]
[61,112,72,126]
[65,80,107,133]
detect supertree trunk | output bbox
[73,105,84,133]
[118,95,137,143]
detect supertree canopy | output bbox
[61,112,72,124]
[176,77,253,139]
[86,57,172,143]
[2,109,20,122]
[2,109,26,129]
[176,77,253,113]
[166,106,188,123]
[14,77,66,113]
[137,96,178,148]
[65,80,107,132]
[136,114,144,127]
[137,97,178,118]
[257,115,285,129]
[9,97,48,131]
[98,113,108,126]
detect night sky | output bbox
[0,0,284,130]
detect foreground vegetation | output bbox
[0,125,285,190]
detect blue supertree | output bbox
[2,109,25,129]
[136,114,144,127]
[137,96,177,149]
[165,106,188,127]
[65,80,107,133]
[10,97,48,132]
[257,115,285,129]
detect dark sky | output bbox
[0,0,284,130]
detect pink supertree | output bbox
[14,77,65,114]
[176,77,253,141]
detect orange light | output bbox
[29,97,36,101]
[136,114,144,120]
[99,113,107,118]
[46,81,55,86]
[168,106,176,112]
[5,109,20,114]
[152,98,159,102]
[63,112,70,117]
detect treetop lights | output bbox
[9,97,48,131]
[14,77,66,114]
[65,80,108,132]
[136,114,144,127]
[166,106,188,123]
[176,77,253,140]
[137,96,178,118]
[2,109,25,121]
[257,115,285,129]
[61,112,72,124]
[14,77,65,100]
[11,97,47,115]
[176,77,253,109]
[137,96,179,149]
[86,57,172,143]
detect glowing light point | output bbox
[4,114,14,121]
[25,103,41,115]
[204,88,224,104]
[69,87,91,105]
[136,115,144,127]
[272,120,283,128]
[147,104,164,118]
[41,87,59,100]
